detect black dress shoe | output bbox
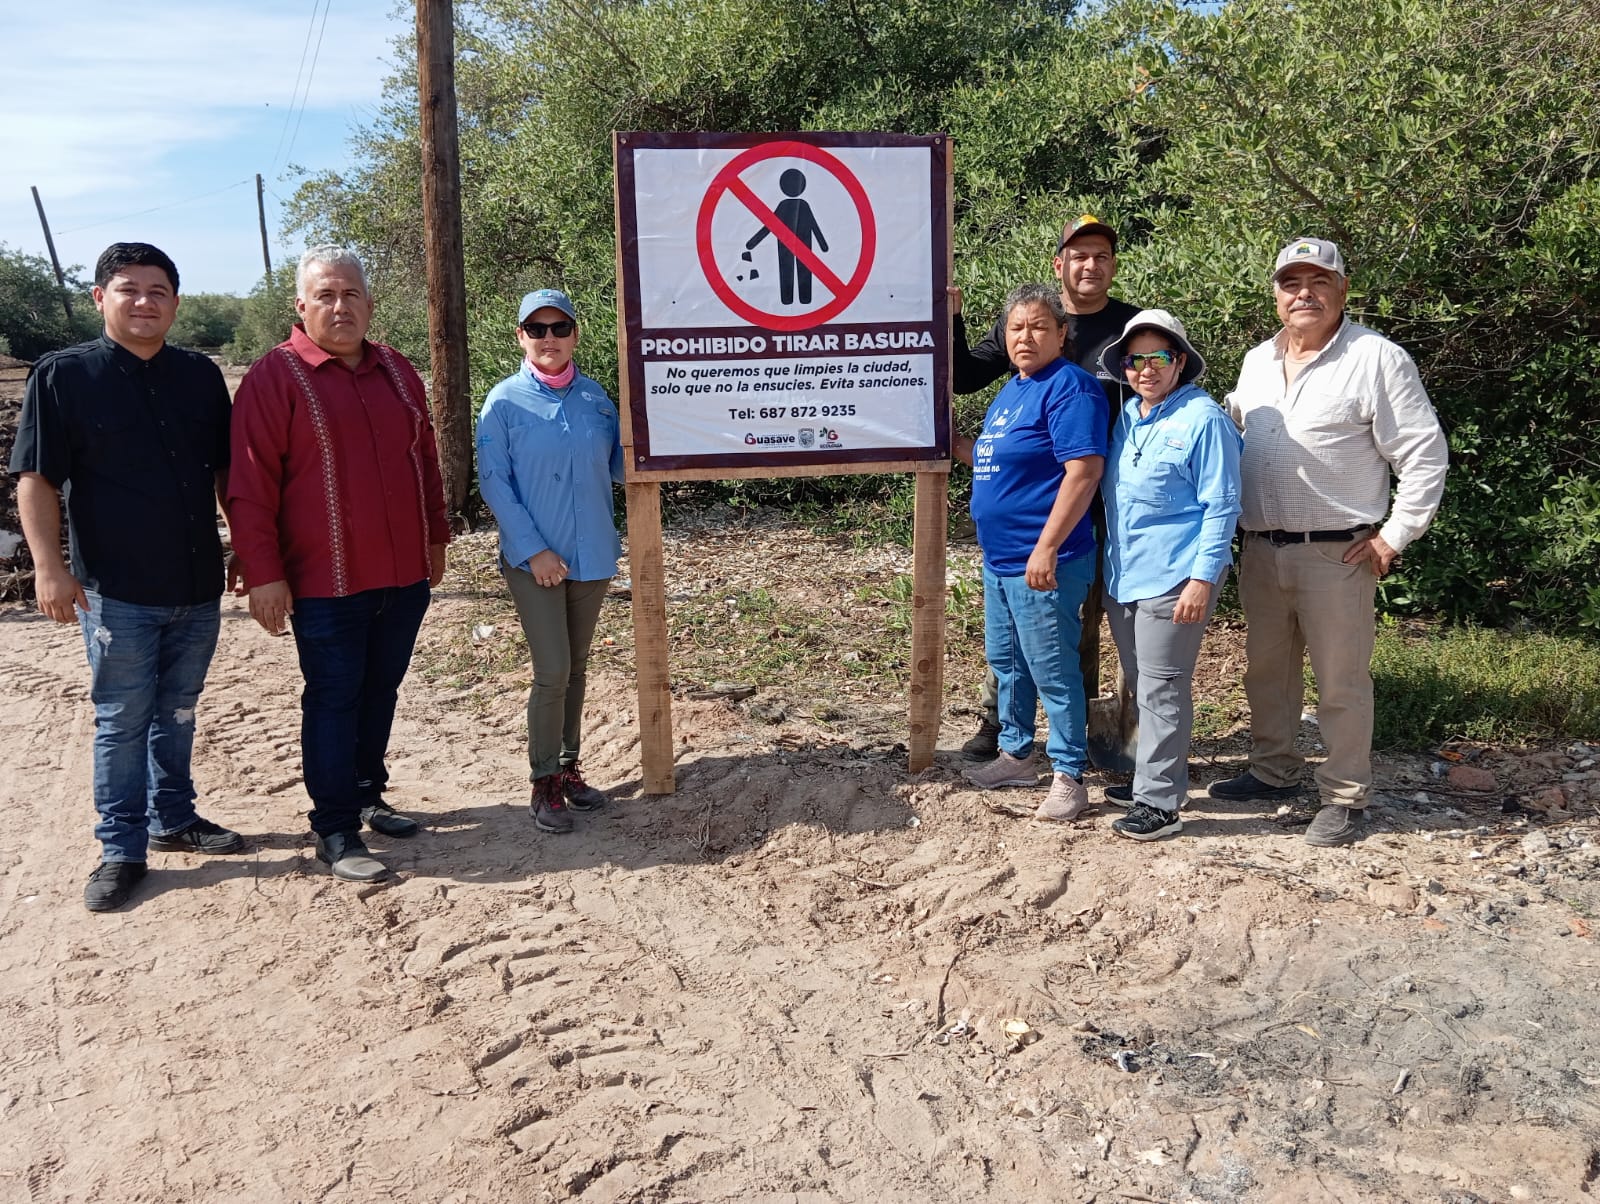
[360,801,419,838]
[1207,770,1301,801]
[85,861,148,912]
[149,817,245,854]
[315,832,388,882]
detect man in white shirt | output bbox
[1212,238,1448,846]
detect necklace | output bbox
[1129,400,1165,465]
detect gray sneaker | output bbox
[1035,774,1092,821]
[963,749,1039,790]
[1304,804,1364,847]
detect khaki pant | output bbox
[1239,534,1376,806]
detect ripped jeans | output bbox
[78,590,221,863]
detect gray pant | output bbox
[503,567,610,781]
[1104,580,1222,814]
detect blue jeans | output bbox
[78,591,221,863]
[289,581,430,837]
[983,555,1096,778]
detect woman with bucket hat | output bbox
[477,289,624,835]
[1097,310,1242,841]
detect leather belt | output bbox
[1251,525,1373,546]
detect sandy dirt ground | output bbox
[3,503,1600,1204]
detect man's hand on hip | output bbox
[1343,533,1399,577]
[249,581,295,634]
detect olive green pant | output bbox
[503,567,610,781]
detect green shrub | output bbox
[1372,622,1600,747]
[0,243,97,360]
[169,292,245,351]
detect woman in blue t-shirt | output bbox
[1096,310,1242,842]
[476,289,625,837]
[956,283,1108,819]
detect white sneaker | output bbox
[962,749,1039,790]
[1036,774,1092,821]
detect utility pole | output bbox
[255,174,273,283]
[30,186,74,322]
[416,0,472,518]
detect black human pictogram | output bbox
[743,168,830,305]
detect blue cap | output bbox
[518,289,577,324]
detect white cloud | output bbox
[1,0,404,201]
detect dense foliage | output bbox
[284,0,1600,628]
[223,265,298,365]
[167,293,245,352]
[0,244,97,361]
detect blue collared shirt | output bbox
[1101,381,1242,604]
[476,365,625,581]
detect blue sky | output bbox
[1,0,410,296]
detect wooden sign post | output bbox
[613,131,953,792]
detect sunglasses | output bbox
[1121,350,1176,370]
[521,320,575,338]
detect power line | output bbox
[53,178,254,236]
[272,0,326,170]
[284,0,335,167]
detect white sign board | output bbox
[615,131,951,478]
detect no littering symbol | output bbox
[696,140,877,332]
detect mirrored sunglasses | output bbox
[1121,350,1176,370]
[522,320,575,338]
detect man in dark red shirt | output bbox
[229,246,450,882]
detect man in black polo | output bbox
[951,214,1143,758]
[12,242,244,912]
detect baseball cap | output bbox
[517,288,577,324]
[1272,238,1346,282]
[1058,214,1117,253]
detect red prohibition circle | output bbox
[695,140,877,332]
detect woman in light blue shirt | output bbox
[477,289,624,836]
[1097,310,1241,842]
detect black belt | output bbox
[1251,525,1373,546]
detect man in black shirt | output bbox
[950,215,1142,759]
[11,242,244,912]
